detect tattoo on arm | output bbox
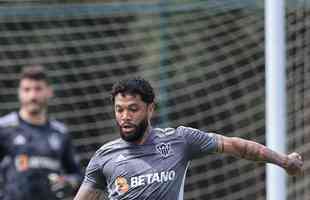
[216,134,288,168]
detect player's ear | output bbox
[147,102,155,115]
[47,85,54,99]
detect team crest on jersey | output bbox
[13,135,26,145]
[156,143,173,158]
[114,176,129,194]
[48,134,61,150]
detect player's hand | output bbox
[48,173,72,199]
[285,152,303,176]
[49,173,66,190]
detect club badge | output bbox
[156,143,173,158]
[48,134,61,150]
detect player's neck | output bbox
[133,126,151,145]
[19,109,48,125]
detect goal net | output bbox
[286,1,309,200]
[0,0,307,199]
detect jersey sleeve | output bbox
[0,127,8,161]
[61,134,82,175]
[82,150,107,190]
[177,126,218,159]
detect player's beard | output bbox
[21,99,48,116]
[118,118,149,142]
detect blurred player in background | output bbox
[74,77,303,200]
[0,65,82,200]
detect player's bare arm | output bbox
[215,134,303,176]
[74,183,104,200]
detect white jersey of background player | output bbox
[74,77,303,200]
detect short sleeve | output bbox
[83,152,107,190]
[61,135,82,175]
[177,126,218,159]
[0,127,8,160]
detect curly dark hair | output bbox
[111,77,155,104]
[19,65,49,83]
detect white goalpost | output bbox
[265,0,287,199]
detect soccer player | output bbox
[0,65,82,200]
[74,77,303,200]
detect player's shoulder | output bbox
[152,127,177,138]
[175,126,214,137]
[152,126,196,137]
[96,138,123,154]
[90,138,123,163]
[176,126,200,133]
[0,112,19,128]
[49,119,68,134]
[151,127,191,141]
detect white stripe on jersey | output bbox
[178,162,190,200]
